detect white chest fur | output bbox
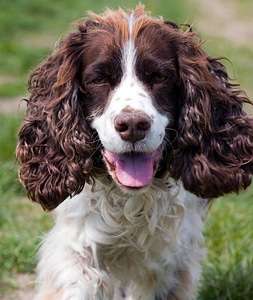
[44,179,208,299]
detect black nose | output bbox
[114,112,151,143]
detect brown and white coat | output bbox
[16,5,253,300]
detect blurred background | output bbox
[0,0,252,299]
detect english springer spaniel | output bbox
[16,5,253,300]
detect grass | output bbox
[199,192,253,299]
[0,0,253,298]
[202,38,253,104]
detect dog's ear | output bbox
[169,30,253,198]
[16,23,96,211]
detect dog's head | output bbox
[16,6,253,210]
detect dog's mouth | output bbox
[103,147,162,188]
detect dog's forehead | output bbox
[82,7,178,75]
[85,8,165,50]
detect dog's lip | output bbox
[103,147,162,188]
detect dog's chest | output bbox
[89,191,184,285]
[96,216,176,288]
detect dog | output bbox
[16,5,253,300]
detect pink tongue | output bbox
[104,149,161,187]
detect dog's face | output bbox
[81,15,179,190]
[16,6,253,210]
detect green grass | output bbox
[0,0,253,298]
[0,196,52,291]
[202,38,253,104]
[199,192,253,299]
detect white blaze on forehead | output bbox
[115,12,150,110]
[123,12,136,76]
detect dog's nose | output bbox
[114,112,151,143]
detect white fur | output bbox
[34,178,208,299]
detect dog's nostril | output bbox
[115,121,129,133]
[114,113,151,143]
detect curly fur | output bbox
[16,5,253,300]
[34,179,207,300]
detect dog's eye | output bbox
[92,77,107,85]
[153,73,167,83]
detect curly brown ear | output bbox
[170,31,253,198]
[16,24,95,211]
